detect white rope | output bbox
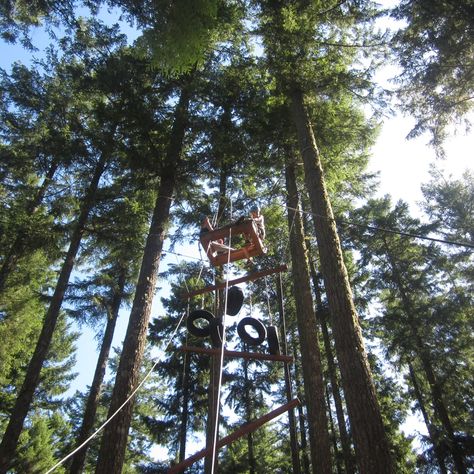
[263,276,274,325]
[45,310,187,474]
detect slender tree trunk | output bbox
[204,161,229,474]
[292,338,311,474]
[284,158,332,474]
[319,308,356,474]
[95,86,190,474]
[383,238,465,473]
[69,269,127,474]
[307,248,356,474]
[408,363,448,474]
[276,273,301,474]
[326,387,343,474]
[178,352,191,464]
[0,158,60,293]
[289,87,393,473]
[0,152,108,473]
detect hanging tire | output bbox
[267,325,281,355]
[187,309,215,337]
[226,286,244,316]
[237,317,266,346]
[209,317,223,348]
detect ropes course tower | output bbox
[169,215,301,473]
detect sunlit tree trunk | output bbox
[276,273,301,474]
[69,268,127,474]
[307,255,355,474]
[289,87,394,473]
[95,86,190,474]
[291,337,311,474]
[285,158,332,473]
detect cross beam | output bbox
[178,345,293,363]
[167,398,300,473]
[186,264,287,298]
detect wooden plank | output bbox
[210,245,262,267]
[200,219,257,243]
[186,264,288,297]
[178,345,293,363]
[167,398,300,474]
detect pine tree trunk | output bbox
[0,157,60,293]
[383,238,465,473]
[307,246,355,474]
[326,387,343,474]
[408,363,448,474]
[289,87,393,473]
[0,152,108,473]
[94,86,190,474]
[276,273,301,474]
[319,308,355,474]
[285,159,332,474]
[69,269,127,474]
[291,338,311,474]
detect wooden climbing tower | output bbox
[168,217,300,473]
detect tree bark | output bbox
[289,87,393,473]
[69,268,127,474]
[307,246,356,474]
[0,151,108,474]
[319,308,356,474]
[94,86,190,474]
[291,337,311,474]
[284,158,332,474]
[276,273,301,474]
[326,387,343,474]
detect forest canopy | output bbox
[0,1,472,473]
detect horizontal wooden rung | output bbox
[186,264,288,297]
[178,345,293,363]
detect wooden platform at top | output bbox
[200,219,267,266]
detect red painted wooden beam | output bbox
[167,398,300,473]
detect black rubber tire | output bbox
[226,286,244,316]
[237,317,267,346]
[209,317,223,348]
[187,309,215,338]
[267,325,281,355]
